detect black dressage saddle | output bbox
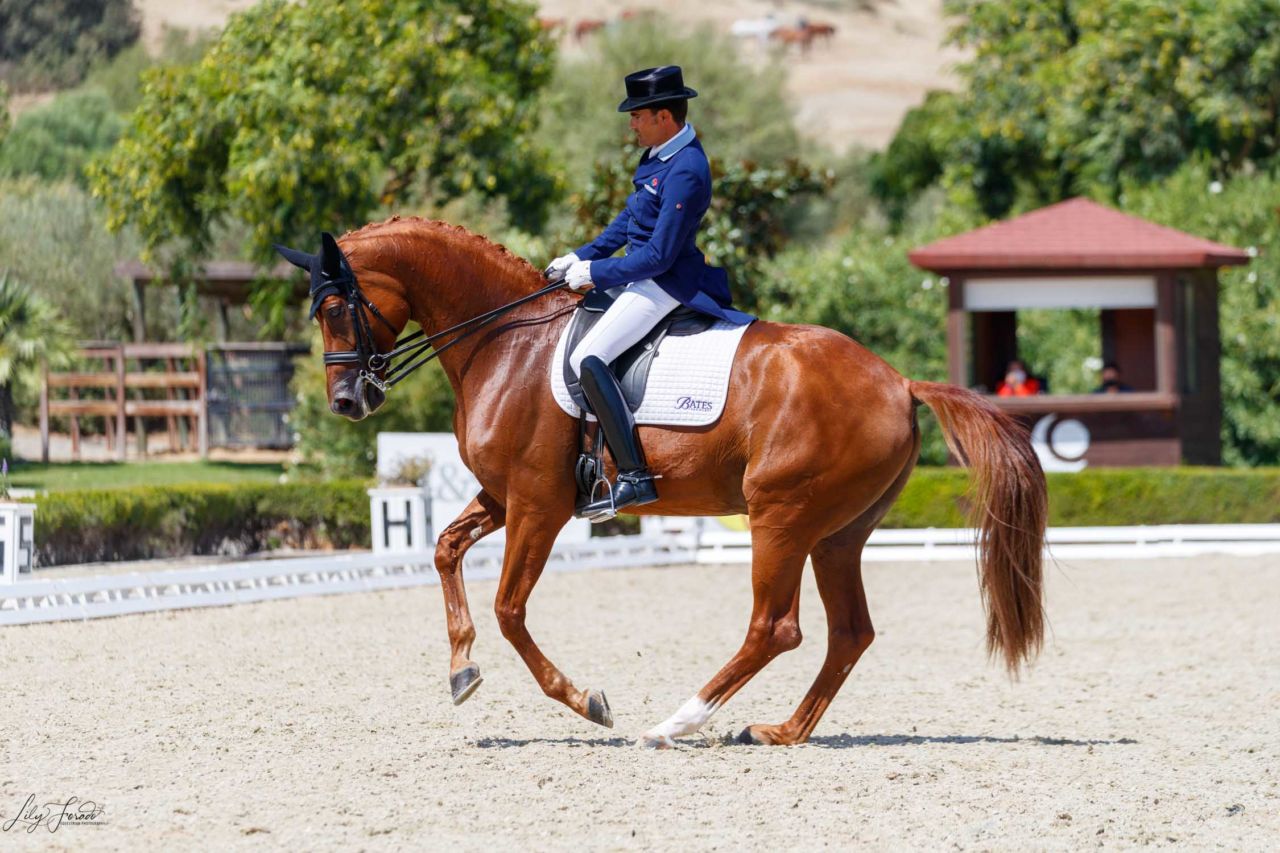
[561,287,716,413]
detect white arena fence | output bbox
[4,524,1280,626]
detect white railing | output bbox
[695,523,1280,564]
[0,535,695,627]
[6,523,1280,626]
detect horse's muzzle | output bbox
[330,371,386,421]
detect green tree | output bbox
[0,271,74,442]
[91,0,558,332]
[0,89,121,182]
[877,0,1280,221]
[0,0,140,91]
[1121,161,1280,466]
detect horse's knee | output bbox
[494,602,526,640]
[434,540,459,573]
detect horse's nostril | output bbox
[331,396,355,415]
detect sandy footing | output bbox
[1,555,1276,849]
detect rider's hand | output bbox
[543,251,579,281]
[565,259,594,292]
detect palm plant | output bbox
[0,271,74,443]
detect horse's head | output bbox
[274,232,410,421]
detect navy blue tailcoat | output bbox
[574,132,755,326]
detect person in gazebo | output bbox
[996,358,1042,397]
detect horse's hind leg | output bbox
[434,491,505,705]
[737,524,873,745]
[739,434,919,746]
[638,519,812,748]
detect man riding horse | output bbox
[544,65,754,519]
[275,65,1048,748]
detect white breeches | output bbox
[568,278,681,378]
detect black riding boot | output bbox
[577,355,659,520]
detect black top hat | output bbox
[617,65,698,112]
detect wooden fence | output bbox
[39,344,208,462]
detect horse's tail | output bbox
[908,380,1047,675]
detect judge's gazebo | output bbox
[909,198,1249,468]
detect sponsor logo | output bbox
[676,396,713,412]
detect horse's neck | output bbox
[395,233,573,392]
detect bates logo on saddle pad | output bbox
[549,320,751,427]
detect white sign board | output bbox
[377,433,591,545]
[0,502,36,583]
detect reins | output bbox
[323,271,570,392]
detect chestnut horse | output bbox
[281,217,1047,747]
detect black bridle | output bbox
[315,265,569,393]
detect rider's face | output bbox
[630,108,673,148]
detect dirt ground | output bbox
[1,554,1276,850]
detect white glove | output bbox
[543,251,579,281]
[565,259,594,292]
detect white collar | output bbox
[649,123,696,161]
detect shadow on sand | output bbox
[472,732,1138,749]
[807,733,1139,749]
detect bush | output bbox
[31,479,371,566]
[0,177,139,341]
[0,89,121,182]
[29,468,1280,565]
[884,467,1280,528]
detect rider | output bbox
[545,65,754,518]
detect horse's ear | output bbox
[320,232,345,278]
[273,243,314,271]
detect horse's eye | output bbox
[326,304,344,320]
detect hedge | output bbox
[885,467,1280,529]
[30,480,371,566]
[24,468,1280,566]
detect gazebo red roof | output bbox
[909,198,1250,272]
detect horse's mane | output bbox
[339,215,543,285]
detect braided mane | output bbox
[339,215,543,285]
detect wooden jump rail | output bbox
[39,343,208,462]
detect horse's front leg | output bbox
[434,490,506,705]
[494,504,613,728]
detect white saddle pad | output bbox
[550,319,751,426]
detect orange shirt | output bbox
[996,377,1042,397]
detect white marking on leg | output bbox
[643,695,718,742]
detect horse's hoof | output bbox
[736,725,775,745]
[586,689,614,728]
[637,732,675,749]
[450,665,483,706]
